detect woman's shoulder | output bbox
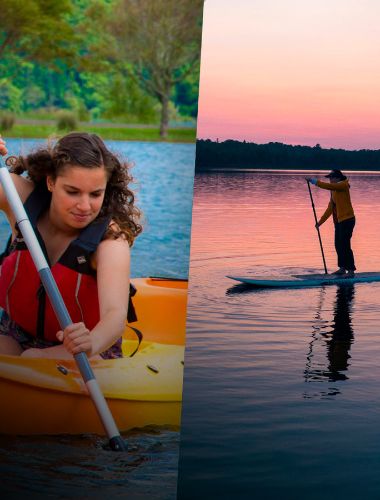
[91,225,130,271]
[102,220,129,242]
[337,179,350,191]
[96,220,129,253]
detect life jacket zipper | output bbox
[36,282,46,339]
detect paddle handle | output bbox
[307,180,328,274]
[0,162,126,451]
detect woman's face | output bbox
[330,176,340,184]
[47,165,108,230]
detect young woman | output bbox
[307,169,356,277]
[0,132,142,359]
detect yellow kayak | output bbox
[0,277,187,435]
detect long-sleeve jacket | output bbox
[317,179,355,225]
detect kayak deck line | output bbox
[149,276,188,285]
[227,272,380,288]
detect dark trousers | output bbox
[334,217,356,271]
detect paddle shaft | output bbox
[0,161,127,451]
[307,181,328,274]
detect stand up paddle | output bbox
[306,180,328,275]
[0,159,127,452]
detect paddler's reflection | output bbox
[304,285,355,394]
[326,285,355,379]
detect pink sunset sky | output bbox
[197,0,380,150]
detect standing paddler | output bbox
[306,169,356,278]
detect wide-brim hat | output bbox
[325,169,347,181]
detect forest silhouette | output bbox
[196,139,380,171]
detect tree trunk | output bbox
[159,93,170,139]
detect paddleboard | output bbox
[227,272,380,288]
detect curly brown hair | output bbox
[6,132,142,245]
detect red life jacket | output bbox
[0,183,136,342]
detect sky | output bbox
[197,0,380,150]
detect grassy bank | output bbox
[2,123,197,143]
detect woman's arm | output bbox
[316,180,347,191]
[57,237,131,357]
[318,200,333,226]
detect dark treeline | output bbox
[195,139,380,171]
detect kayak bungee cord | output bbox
[306,180,328,274]
[0,158,127,451]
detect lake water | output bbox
[0,138,195,499]
[1,138,195,278]
[177,170,380,499]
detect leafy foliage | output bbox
[174,69,201,119]
[0,0,203,127]
[0,0,78,65]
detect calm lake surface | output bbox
[178,170,380,500]
[0,138,195,499]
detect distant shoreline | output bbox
[196,167,380,173]
[2,123,196,144]
[195,139,380,172]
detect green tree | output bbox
[0,0,110,116]
[111,0,204,137]
[174,69,201,119]
[0,78,22,112]
[101,74,157,122]
[0,0,78,66]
